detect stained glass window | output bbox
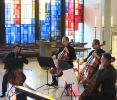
[5,0,20,44]
[65,0,74,42]
[39,0,50,40]
[65,0,83,42]
[4,0,83,43]
[51,0,61,41]
[5,0,35,44]
[21,0,35,43]
[39,0,61,41]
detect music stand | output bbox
[4,58,24,69]
[59,61,77,100]
[36,57,56,90]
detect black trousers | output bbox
[16,92,27,100]
[2,69,26,93]
[82,92,116,100]
[52,75,57,82]
[51,62,73,86]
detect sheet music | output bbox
[63,69,78,84]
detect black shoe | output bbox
[83,84,88,89]
[15,89,20,93]
[50,81,58,86]
[0,92,5,97]
[65,84,70,89]
[64,84,71,96]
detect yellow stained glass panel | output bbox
[39,4,45,13]
[75,0,78,3]
[75,4,78,8]
[21,19,31,24]
[21,0,34,24]
[32,10,35,18]
[39,0,50,2]
[39,13,45,20]
[75,10,78,15]
[32,4,35,10]
[51,0,55,2]
[71,23,74,28]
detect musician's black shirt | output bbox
[2,52,28,69]
[55,45,76,67]
[84,48,105,62]
[84,48,105,72]
[96,64,116,98]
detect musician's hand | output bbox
[92,52,100,59]
[52,55,56,59]
[18,56,22,58]
[92,52,97,57]
[79,60,84,65]
[99,63,105,70]
[64,47,69,53]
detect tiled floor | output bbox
[24,59,85,100]
[0,58,85,100]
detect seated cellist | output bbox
[79,39,105,86]
[82,53,116,100]
[50,36,76,86]
[0,45,29,97]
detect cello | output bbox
[50,47,69,77]
[77,41,106,84]
[7,58,25,85]
[7,68,24,85]
[79,56,116,100]
[78,74,100,100]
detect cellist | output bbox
[82,53,116,100]
[0,45,28,97]
[50,36,76,86]
[79,39,105,87]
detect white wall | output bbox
[84,0,102,49]
[111,0,117,25]
[84,0,117,53]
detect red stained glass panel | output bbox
[13,1,20,24]
[65,0,83,40]
[68,31,73,36]
[13,18,20,24]
[75,23,78,30]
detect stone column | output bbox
[36,40,52,57]
[102,0,111,53]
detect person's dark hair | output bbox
[93,39,100,45]
[13,45,22,52]
[103,53,115,62]
[13,44,20,49]
[63,36,69,42]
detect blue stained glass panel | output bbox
[46,13,50,20]
[41,26,46,31]
[5,25,20,44]
[51,5,56,10]
[21,24,35,43]
[65,2,68,13]
[31,18,35,24]
[46,3,50,11]
[39,1,51,40]
[39,0,61,41]
[5,0,35,44]
[41,32,49,40]
[51,0,61,40]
